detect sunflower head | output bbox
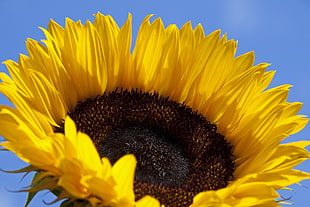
[0,12,309,207]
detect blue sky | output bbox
[0,0,309,206]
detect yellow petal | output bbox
[112,154,137,205]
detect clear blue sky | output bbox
[0,0,309,206]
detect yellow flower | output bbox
[0,12,309,207]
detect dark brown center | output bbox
[57,88,235,207]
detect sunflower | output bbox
[0,12,309,207]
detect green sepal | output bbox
[24,171,41,207]
[0,165,37,174]
[60,200,74,207]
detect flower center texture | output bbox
[62,88,235,207]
